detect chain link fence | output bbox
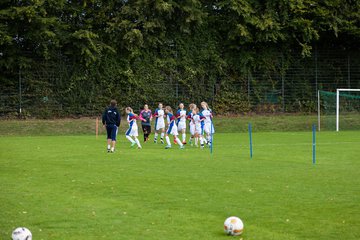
[1,49,359,118]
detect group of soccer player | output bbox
[102,100,214,152]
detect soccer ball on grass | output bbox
[224,216,244,236]
[11,227,32,240]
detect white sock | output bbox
[107,144,110,149]
[195,137,198,146]
[111,147,114,152]
[165,136,171,146]
[154,132,158,140]
[161,132,165,139]
[182,133,186,142]
[176,137,183,147]
[135,138,141,148]
[200,137,204,145]
[126,135,135,144]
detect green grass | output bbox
[0,113,359,136]
[0,113,358,137]
[1,131,360,239]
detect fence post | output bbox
[18,69,22,116]
[212,83,215,105]
[247,71,251,104]
[281,55,285,112]
[347,54,351,88]
[317,90,321,132]
[176,83,178,99]
[315,45,318,99]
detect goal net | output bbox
[318,89,360,131]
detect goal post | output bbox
[318,89,360,131]
[336,89,360,131]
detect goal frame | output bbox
[318,89,360,132]
[336,89,360,132]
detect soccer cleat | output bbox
[107,148,111,153]
[165,145,172,149]
[138,146,142,149]
[154,138,157,143]
[160,139,164,144]
[131,142,136,148]
[180,145,185,149]
[200,145,204,149]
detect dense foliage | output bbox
[1,0,359,117]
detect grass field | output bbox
[0,113,358,136]
[1,128,360,239]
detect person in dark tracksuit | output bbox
[102,99,121,153]
[139,104,153,142]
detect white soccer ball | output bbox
[224,216,244,236]
[11,227,32,240]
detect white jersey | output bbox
[201,109,212,124]
[154,108,165,130]
[176,109,187,123]
[192,114,201,129]
[188,112,194,126]
[127,114,138,130]
[166,113,179,136]
[187,112,195,135]
[176,109,186,131]
[126,113,139,136]
[192,113,204,135]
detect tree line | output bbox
[1,0,359,117]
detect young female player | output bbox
[200,101,215,146]
[125,107,142,149]
[139,104,152,142]
[176,103,187,144]
[192,107,207,149]
[164,106,184,149]
[186,103,196,146]
[153,103,165,144]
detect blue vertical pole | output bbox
[249,123,253,159]
[312,124,316,164]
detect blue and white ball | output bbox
[11,227,32,240]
